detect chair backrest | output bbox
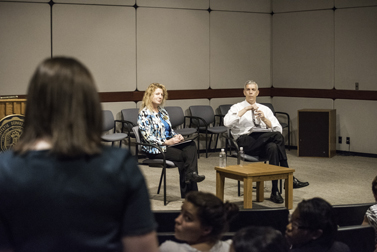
[102,110,114,131]
[153,210,183,245]
[132,126,144,153]
[154,210,180,232]
[164,106,185,128]
[336,225,375,252]
[189,105,215,127]
[260,103,275,114]
[228,208,289,235]
[333,203,374,226]
[219,104,232,116]
[219,104,232,125]
[121,108,139,130]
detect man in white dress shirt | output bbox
[224,80,309,204]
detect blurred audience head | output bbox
[230,226,289,252]
[372,175,377,201]
[285,197,337,249]
[174,191,239,244]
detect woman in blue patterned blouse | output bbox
[138,83,205,198]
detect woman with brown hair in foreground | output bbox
[0,57,158,252]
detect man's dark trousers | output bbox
[236,132,288,192]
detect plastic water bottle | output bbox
[238,147,245,166]
[219,148,226,168]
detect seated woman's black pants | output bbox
[146,140,199,198]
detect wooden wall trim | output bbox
[12,88,377,102]
[270,88,377,101]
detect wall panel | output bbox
[335,100,377,154]
[54,0,134,5]
[335,0,377,8]
[335,7,377,90]
[210,0,271,12]
[0,2,50,95]
[210,11,271,89]
[2,0,48,2]
[137,8,209,91]
[138,0,208,9]
[273,10,334,89]
[53,4,136,92]
[272,0,333,13]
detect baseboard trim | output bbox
[204,146,377,159]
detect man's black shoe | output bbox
[293,176,309,188]
[185,172,205,184]
[270,191,284,204]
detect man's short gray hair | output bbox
[244,80,258,90]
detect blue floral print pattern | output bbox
[138,107,177,154]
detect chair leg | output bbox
[238,181,241,196]
[205,132,208,158]
[163,166,167,206]
[214,133,220,152]
[225,137,228,155]
[288,125,291,150]
[279,179,282,194]
[157,169,164,194]
[208,133,214,156]
[215,134,220,151]
[197,134,200,159]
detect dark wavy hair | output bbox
[232,226,289,252]
[14,57,102,157]
[296,197,337,247]
[185,191,239,242]
[372,175,377,195]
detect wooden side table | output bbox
[215,163,295,209]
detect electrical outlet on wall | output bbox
[346,137,350,144]
[338,136,342,144]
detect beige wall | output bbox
[1,0,377,154]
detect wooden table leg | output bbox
[256,181,264,202]
[285,173,293,209]
[243,177,253,209]
[216,171,225,201]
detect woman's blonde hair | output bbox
[140,83,168,112]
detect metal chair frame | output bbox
[120,108,139,150]
[164,106,198,137]
[260,103,291,150]
[101,110,128,147]
[187,105,227,158]
[132,126,177,206]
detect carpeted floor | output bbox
[138,149,376,212]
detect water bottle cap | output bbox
[240,147,243,151]
[221,149,225,151]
